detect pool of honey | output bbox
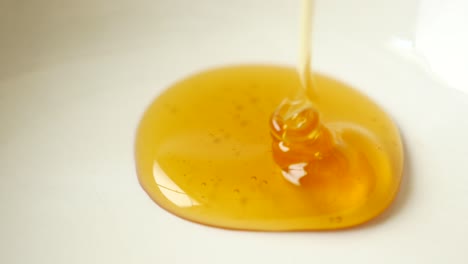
[135,65,403,231]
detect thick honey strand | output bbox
[270,98,377,214]
[270,100,337,185]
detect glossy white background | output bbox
[1,0,467,263]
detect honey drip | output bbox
[270,0,372,196]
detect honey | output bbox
[135,65,403,230]
[135,0,403,231]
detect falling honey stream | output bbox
[135,0,403,231]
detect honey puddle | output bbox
[135,65,403,230]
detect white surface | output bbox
[1,0,468,263]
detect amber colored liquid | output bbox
[135,65,403,231]
[298,0,314,97]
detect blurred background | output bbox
[0,0,466,91]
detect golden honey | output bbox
[135,65,403,230]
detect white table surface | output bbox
[1,0,467,263]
